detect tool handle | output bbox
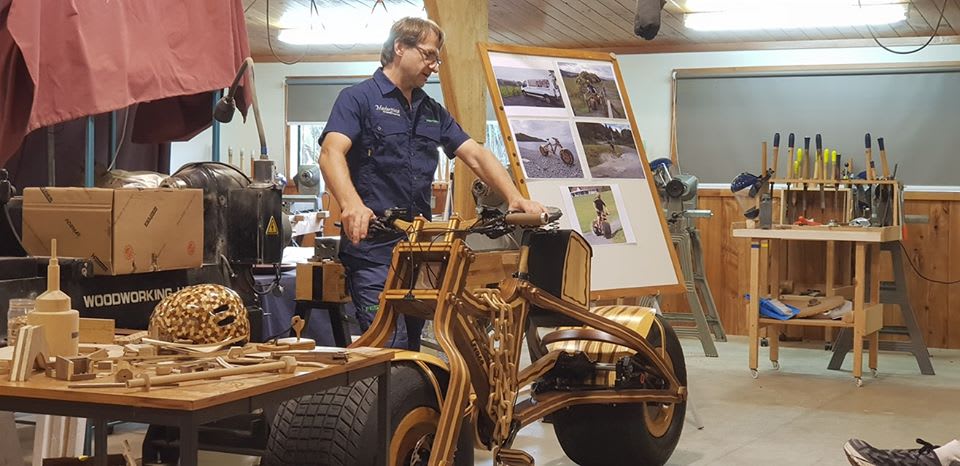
[762,141,768,173]
[788,133,795,149]
[815,134,822,153]
[864,133,875,181]
[878,137,891,179]
[772,139,780,177]
[803,137,811,179]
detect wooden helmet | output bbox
[149,284,250,344]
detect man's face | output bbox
[397,32,442,88]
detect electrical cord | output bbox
[264,0,318,65]
[897,241,960,285]
[858,0,948,55]
[107,109,130,171]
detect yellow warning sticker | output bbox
[266,216,279,236]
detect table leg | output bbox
[869,243,881,373]
[378,361,391,466]
[769,324,780,365]
[853,242,867,381]
[93,419,107,466]
[179,419,198,466]
[748,241,761,374]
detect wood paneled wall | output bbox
[659,189,960,349]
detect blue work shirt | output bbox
[321,68,470,264]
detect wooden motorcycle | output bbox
[264,208,687,466]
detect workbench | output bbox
[0,347,396,466]
[733,225,901,386]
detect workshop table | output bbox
[0,347,396,466]
[733,225,900,386]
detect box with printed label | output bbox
[21,187,203,275]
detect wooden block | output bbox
[113,330,147,345]
[156,366,173,376]
[11,325,48,382]
[322,261,350,302]
[54,357,76,381]
[79,318,115,344]
[86,348,109,361]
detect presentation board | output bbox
[479,44,683,297]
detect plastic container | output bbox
[7,298,35,347]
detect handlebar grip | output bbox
[504,212,549,226]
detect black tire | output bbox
[551,316,687,466]
[262,363,473,466]
[601,221,612,239]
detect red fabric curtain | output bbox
[0,0,251,167]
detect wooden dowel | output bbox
[126,356,297,388]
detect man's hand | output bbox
[508,197,547,215]
[341,203,376,245]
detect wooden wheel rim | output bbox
[643,346,677,438]
[390,407,440,466]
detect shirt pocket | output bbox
[413,123,442,180]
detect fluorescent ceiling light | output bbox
[684,1,907,31]
[277,3,426,46]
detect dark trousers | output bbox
[341,254,424,351]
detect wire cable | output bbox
[859,0,948,55]
[897,241,960,285]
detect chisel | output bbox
[877,137,891,180]
[833,150,841,214]
[816,134,825,218]
[802,136,811,217]
[786,133,796,222]
[864,133,877,225]
[772,133,781,177]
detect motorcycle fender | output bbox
[390,351,448,407]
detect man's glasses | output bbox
[414,46,442,67]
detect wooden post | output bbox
[423,0,489,220]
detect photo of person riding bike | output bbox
[564,185,633,246]
[575,122,645,179]
[509,119,584,179]
[558,61,626,119]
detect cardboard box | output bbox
[21,187,203,275]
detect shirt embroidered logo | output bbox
[375,104,401,117]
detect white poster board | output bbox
[480,44,683,297]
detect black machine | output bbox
[0,59,291,342]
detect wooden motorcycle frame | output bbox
[351,212,687,465]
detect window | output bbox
[287,123,325,181]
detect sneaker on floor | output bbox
[844,438,942,466]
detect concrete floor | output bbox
[15,335,960,465]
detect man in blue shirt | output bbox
[319,17,544,350]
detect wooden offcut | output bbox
[79,318,115,344]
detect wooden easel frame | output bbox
[477,43,685,299]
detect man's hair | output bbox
[380,17,445,66]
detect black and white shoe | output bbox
[844,438,942,466]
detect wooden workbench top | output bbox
[0,347,396,411]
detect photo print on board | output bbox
[557,61,626,119]
[562,184,635,246]
[574,122,645,179]
[489,52,568,118]
[509,119,584,179]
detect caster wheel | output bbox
[750,369,759,379]
[760,338,769,347]
[856,377,863,388]
[871,369,878,378]
[771,361,780,370]
[824,342,833,351]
